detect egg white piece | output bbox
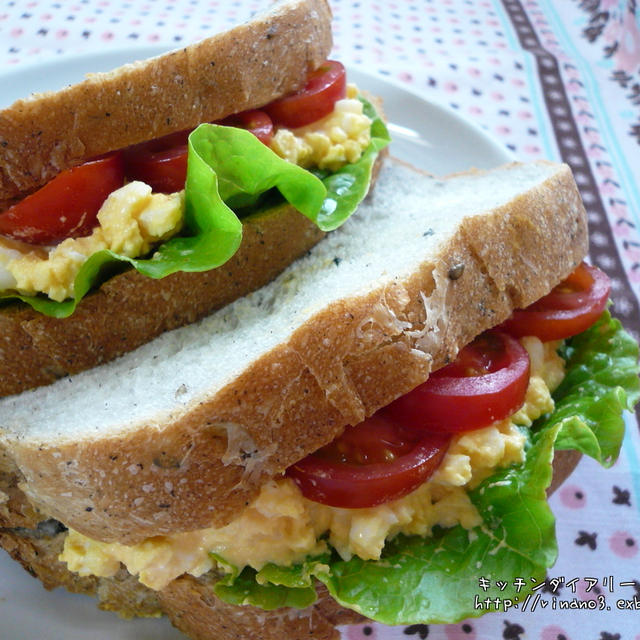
[0,236,37,291]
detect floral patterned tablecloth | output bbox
[1,1,640,639]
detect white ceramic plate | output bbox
[0,48,512,640]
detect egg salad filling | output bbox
[0,184,184,302]
[270,84,372,172]
[0,88,373,303]
[60,337,565,592]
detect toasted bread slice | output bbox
[0,0,332,201]
[0,159,588,545]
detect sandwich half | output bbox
[0,0,389,397]
[0,158,638,639]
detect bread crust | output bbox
[0,0,332,201]
[159,578,361,640]
[3,162,589,544]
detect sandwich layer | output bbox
[0,84,373,305]
[0,449,582,640]
[0,159,588,544]
[59,337,563,590]
[0,0,333,202]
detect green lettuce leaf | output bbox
[551,310,640,465]
[313,95,391,230]
[209,425,559,620]
[1,98,389,318]
[212,312,639,623]
[212,554,330,611]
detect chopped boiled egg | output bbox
[3,182,184,302]
[270,85,372,172]
[0,236,39,292]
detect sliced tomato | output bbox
[264,60,347,129]
[286,413,450,508]
[124,144,188,195]
[498,262,610,341]
[124,111,273,192]
[216,109,274,145]
[381,331,530,434]
[123,128,191,194]
[0,153,124,245]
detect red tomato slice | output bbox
[124,111,273,193]
[216,109,274,145]
[381,331,531,434]
[264,60,347,129]
[498,262,610,341]
[0,153,124,245]
[124,144,188,195]
[286,413,451,509]
[123,128,191,194]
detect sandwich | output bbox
[0,155,638,639]
[0,0,389,397]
